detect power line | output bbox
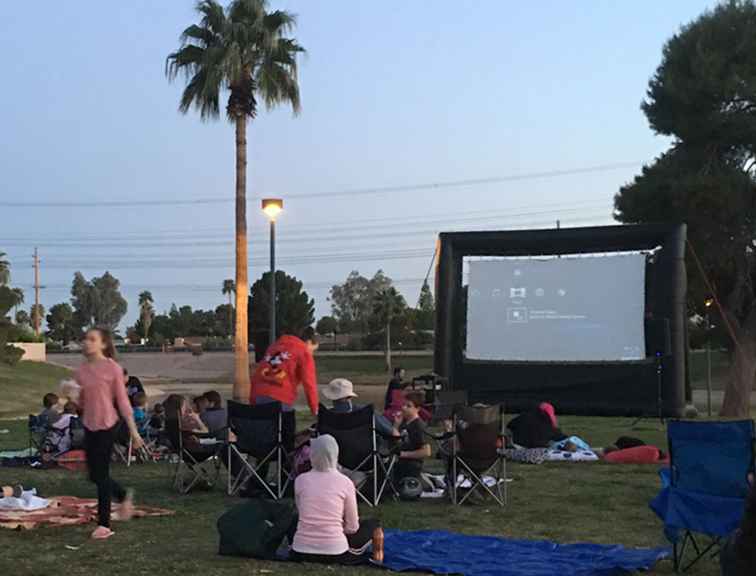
[0,162,640,208]
[0,208,613,249]
[0,203,606,243]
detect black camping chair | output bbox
[430,390,468,425]
[227,400,295,499]
[449,404,508,506]
[165,414,223,494]
[28,414,47,454]
[317,403,397,507]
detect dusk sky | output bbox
[0,1,716,328]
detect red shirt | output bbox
[250,335,318,415]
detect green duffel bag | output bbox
[217,498,298,559]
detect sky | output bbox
[0,0,718,329]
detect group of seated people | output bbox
[34,393,84,456]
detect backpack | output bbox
[217,499,297,560]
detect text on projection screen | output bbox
[466,254,646,362]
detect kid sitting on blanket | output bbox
[392,391,431,482]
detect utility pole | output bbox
[33,247,41,336]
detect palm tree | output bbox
[222,279,236,335]
[138,291,155,341]
[167,0,304,401]
[0,252,10,285]
[372,287,407,372]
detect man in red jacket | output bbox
[250,327,320,415]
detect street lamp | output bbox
[262,198,283,347]
[704,297,714,416]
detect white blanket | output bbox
[0,489,49,511]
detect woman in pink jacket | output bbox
[76,327,143,540]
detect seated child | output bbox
[37,393,61,428]
[392,391,431,482]
[46,401,81,454]
[131,391,149,436]
[148,402,165,432]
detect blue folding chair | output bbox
[650,419,755,572]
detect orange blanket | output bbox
[0,496,173,530]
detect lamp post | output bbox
[262,198,283,348]
[704,297,714,417]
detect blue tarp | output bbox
[383,530,669,576]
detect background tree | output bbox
[167,0,304,400]
[70,271,128,333]
[615,0,756,416]
[0,259,25,365]
[0,252,10,286]
[46,303,77,345]
[330,270,392,334]
[222,279,235,336]
[138,291,155,341]
[316,315,338,335]
[414,280,435,331]
[249,270,314,359]
[15,309,29,326]
[371,287,407,371]
[214,304,233,338]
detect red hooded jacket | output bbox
[250,335,318,415]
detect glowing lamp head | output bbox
[704,297,714,309]
[262,198,283,221]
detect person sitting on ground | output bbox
[200,390,227,437]
[384,367,407,410]
[123,368,144,400]
[38,393,62,428]
[250,327,320,416]
[291,434,383,565]
[506,402,566,449]
[322,378,398,440]
[131,391,149,437]
[392,391,431,482]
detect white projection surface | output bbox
[466,254,646,362]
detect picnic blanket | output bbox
[544,449,599,462]
[383,530,670,576]
[0,496,173,530]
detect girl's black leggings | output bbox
[84,426,126,528]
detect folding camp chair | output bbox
[430,390,468,425]
[449,404,507,506]
[28,415,46,454]
[165,414,223,494]
[317,404,397,507]
[650,419,755,572]
[227,400,294,499]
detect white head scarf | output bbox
[310,434,339,472]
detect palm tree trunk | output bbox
[233,115,250,401]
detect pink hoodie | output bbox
[539,402,558,429]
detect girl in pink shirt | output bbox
[76,327,143,540]
[291,434,383,565]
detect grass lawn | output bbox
[0,361,72,419]
[0,416,719,576]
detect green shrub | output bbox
[1,344,25,366]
